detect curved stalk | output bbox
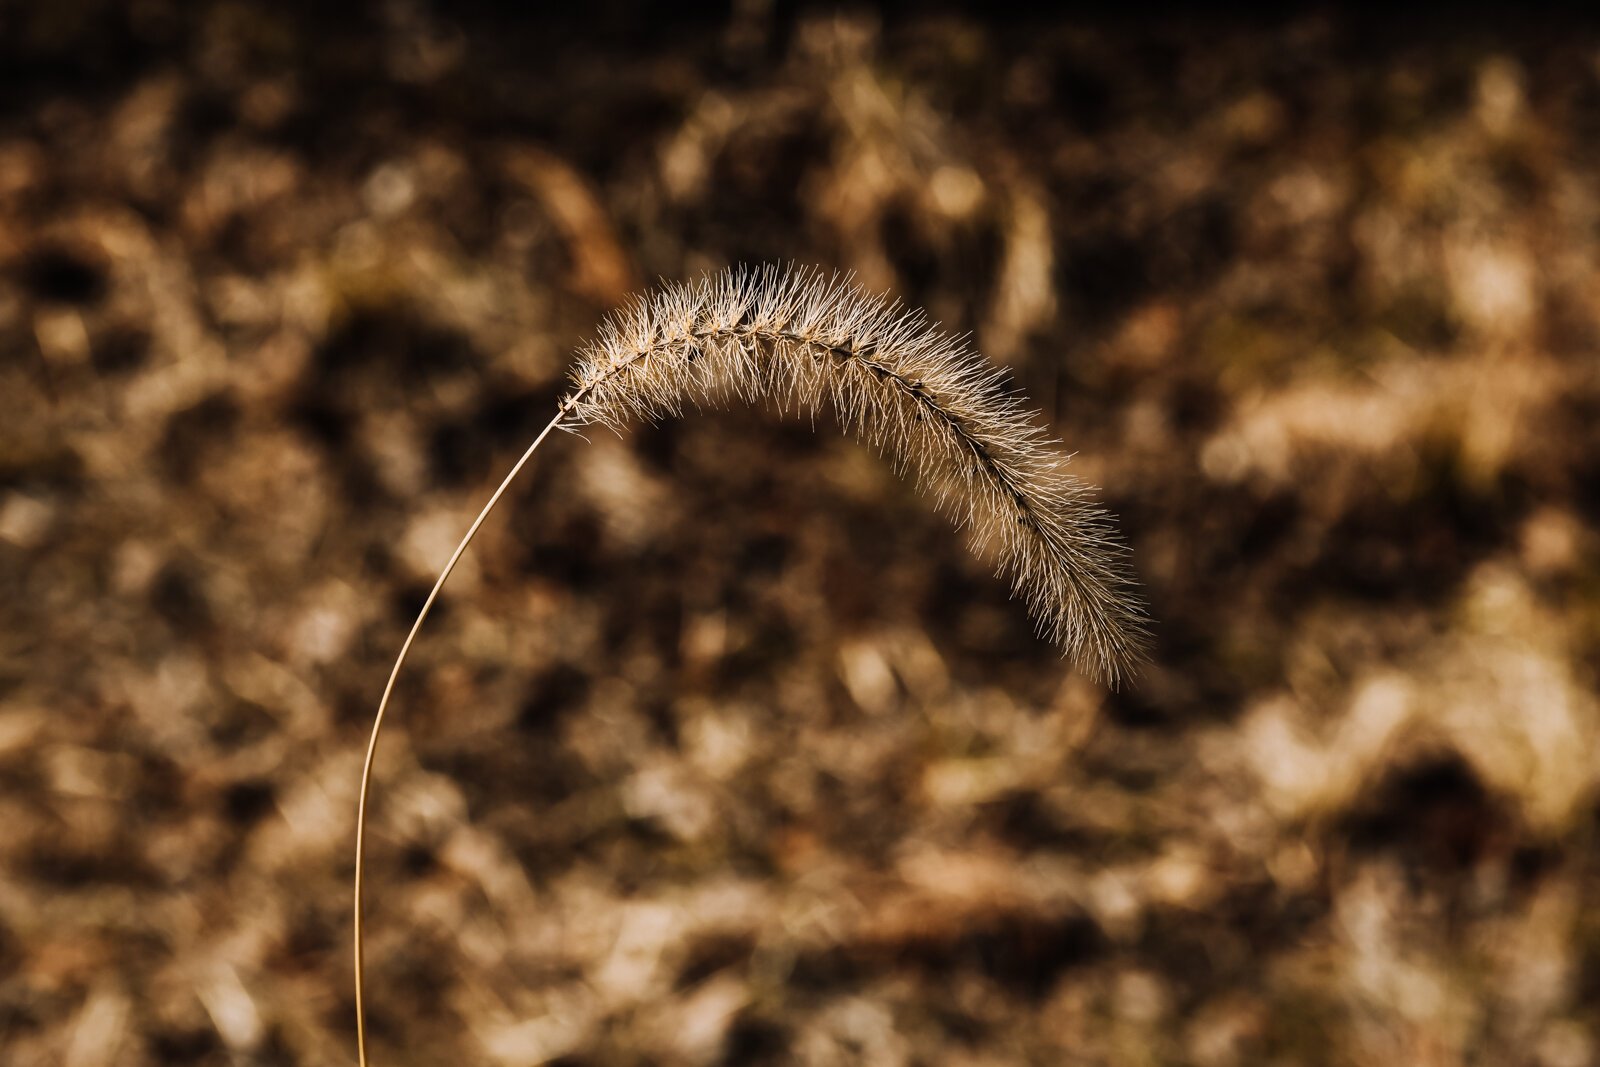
[352,265,1149,1064]
[353,393,583,1067]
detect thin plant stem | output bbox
[353,393,583,1067]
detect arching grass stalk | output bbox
[353,265,1148,1065]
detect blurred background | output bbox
[3,2,1600,1064]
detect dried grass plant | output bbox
[352,265,1149,1064]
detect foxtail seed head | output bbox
[562,265,1148,683]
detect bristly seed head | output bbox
[561,264,1150,683]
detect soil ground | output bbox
[3,4,1600,1065]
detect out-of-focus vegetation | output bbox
[2,3,1599,1065]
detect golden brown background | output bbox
[3,3,1599,1064]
